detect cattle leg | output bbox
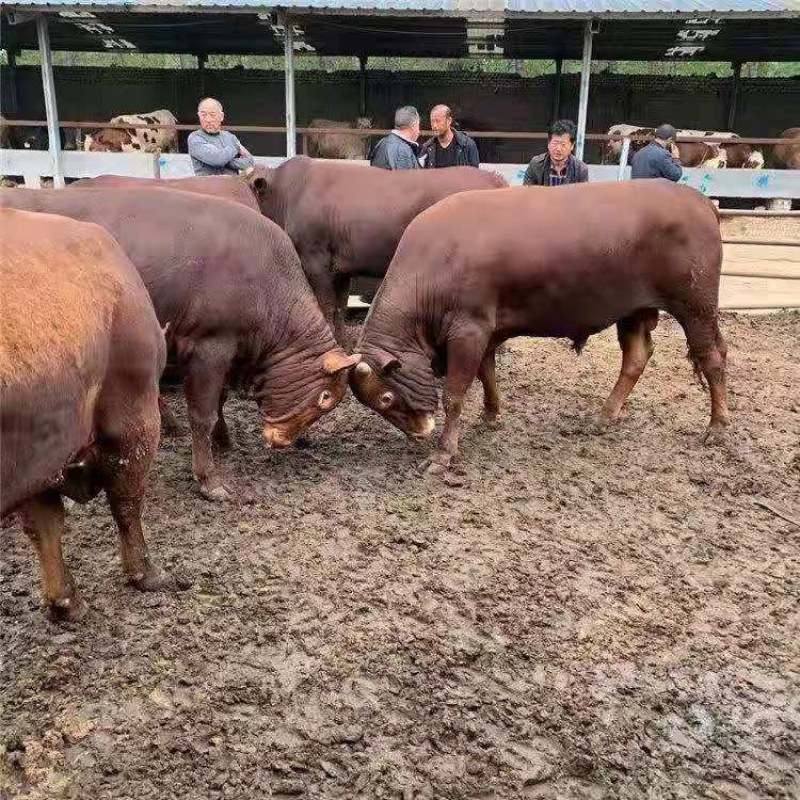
[94,387,170,592]
[419,330,489,475]
[159,394,184,437]
[20,491,86,621]
[303,252,338,335]
[682,317,730,443]
[184,341,236,501]
[478,348,501,426]
[212,388,232,450]
[599,309,659,423]
[333,274,352,348]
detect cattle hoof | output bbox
[200,484,231,502]
[47,595,88,622]
[130,566,172,593]
[702,424,728,446]
[483,411,501,429]
[591,415,616,434]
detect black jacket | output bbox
[631,142,683,181]
[419,129,480,168]
[522,153,589,186]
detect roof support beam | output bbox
[283,14,296,158]
[727,60,742,130]
[551,57,562,124]
[575,20,594,162]
[359,54,368,118]
[36,14,64,188]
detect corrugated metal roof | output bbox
[5,0,454,8]
[4,0,798,11]
[505,0,796,12]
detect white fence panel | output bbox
[0,149,159,187]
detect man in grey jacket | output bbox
[188,97,255,176]
[369,106,421,170]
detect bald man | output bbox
[419,105,480,169]
[187,97,255,176]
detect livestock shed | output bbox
[1,0,800,186]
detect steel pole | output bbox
[36,14,64,187]
[575,21,594,162]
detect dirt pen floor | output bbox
[2,313,799,800]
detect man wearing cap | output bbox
[631,123,683,181]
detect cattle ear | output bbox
[375,348,401,375]
[248,170,272,197]
[323,350,361,375]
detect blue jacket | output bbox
[369,132,420,170]
[631,142,683,182]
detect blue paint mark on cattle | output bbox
[756,174,770,188]
[159,156,167,167]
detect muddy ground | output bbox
[2,312,798,800]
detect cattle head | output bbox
[745,150,765,169]
[349,348,438,441]
[85,128,134,152]
[260,348,361,448]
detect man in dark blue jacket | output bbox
[631,123,683,181]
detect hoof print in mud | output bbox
[418,454,452,476]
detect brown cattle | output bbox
[85,110,178,154]
[245,156,508,342]
[69,173,260,212]
[1,209,168,619]
[677,130,763,169]
[604,124,763,168]
[350,181,728,474]
[602,124,653,165]
[0,188,359,501]
[306,117,372,160]
[772,127,800,169]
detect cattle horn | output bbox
[241,166,255,177]
[322,350,361,375]
[355,361,372,376]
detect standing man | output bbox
[419,105,480,168]
[523,119,589,187]
[631,123,683,181]
[188,97,255,176]
[369,106,421,170]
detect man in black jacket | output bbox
[419,105,480,168]
[631,123,683,181]
[523,119,589,187]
